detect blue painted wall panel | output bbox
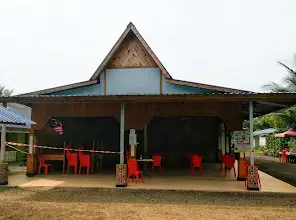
[106,68,160,95]
[50,83,101,95]
[162,75,216,94]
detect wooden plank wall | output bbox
[31,102,243,132]
[106,33,158,69]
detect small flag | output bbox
[49,118,63,135]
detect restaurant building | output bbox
[1,22,296,189]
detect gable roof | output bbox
[19,22,250,96]
[90,22,172,80]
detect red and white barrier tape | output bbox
[4,141,121,154]
[5,143,28,155]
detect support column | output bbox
[226,135,230,153]
[120,103,125,164]
[247,100,259,190]
[249,101,254,166]
[0,124,6,162]
[144,124,147,157]
[221,123,226,155]
[0,102,8,185]
[116,103,127,187]
[26,131,36,177]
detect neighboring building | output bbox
[253,128,276,147]
[0,103,32,162]
[0,22,295,176]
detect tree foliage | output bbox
[262,61,296,92]
[0,86,13,96]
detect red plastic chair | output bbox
[188,153,199,168]
[244,162,261,189]
[191,155,203,175]
[127,160,144,183]
[224,156,236,177]
[221,154,231,170]
[281,150,288,163]
[78,147,91,175]
[152,155,163,175]
[38,154,53,175]
[66,147,78,174]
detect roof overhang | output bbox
[1,93,296,119]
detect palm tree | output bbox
[262,61,296,92]
[0,86,13,96]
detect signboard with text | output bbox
[232,130,250,152]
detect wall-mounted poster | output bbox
[232,130,250,152]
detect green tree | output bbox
[262,61,296,92]
[0,86,13,96]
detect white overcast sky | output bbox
[1,0,296,94]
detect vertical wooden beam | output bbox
[0,102,7,162]
[159,69,163,94]
[104,70,107,95]
[144,124,148,157]
[26,129,36,177]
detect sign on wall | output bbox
[232,130,250,152]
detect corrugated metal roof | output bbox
[254,128,276,136]
[0,105,36,125]
[13,91,296,97]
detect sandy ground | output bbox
[0,187,296,220]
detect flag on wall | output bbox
[49,118,63,135]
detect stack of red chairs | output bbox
[223,156,236,177]
[152,155,162,175]
[244,162,261,189]
[127,160,144,183]
[65,146,78,174]
[78,146,91,175]
[38,154,53,175]
[191,155,203,176]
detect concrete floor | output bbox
[7,163,296,193]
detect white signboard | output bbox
[233,130,250,152]
[234,144,250,153]
[233,130,250,144]
[129,129,137,145]
[129,129,137,157]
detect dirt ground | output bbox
[0,187,296,220]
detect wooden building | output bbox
[1,22,296,176]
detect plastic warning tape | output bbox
[4,141,121,154]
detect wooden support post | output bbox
[144,124,148,158]
[92,142,95,173]
[26,130,36,177]
[0,102,7,163]
[159,69,163,94]
[220,123,225,155]
[0,124,6,163]
[104,70,107,95]
[63,141,66,173]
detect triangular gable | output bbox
[90,22,172,80]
